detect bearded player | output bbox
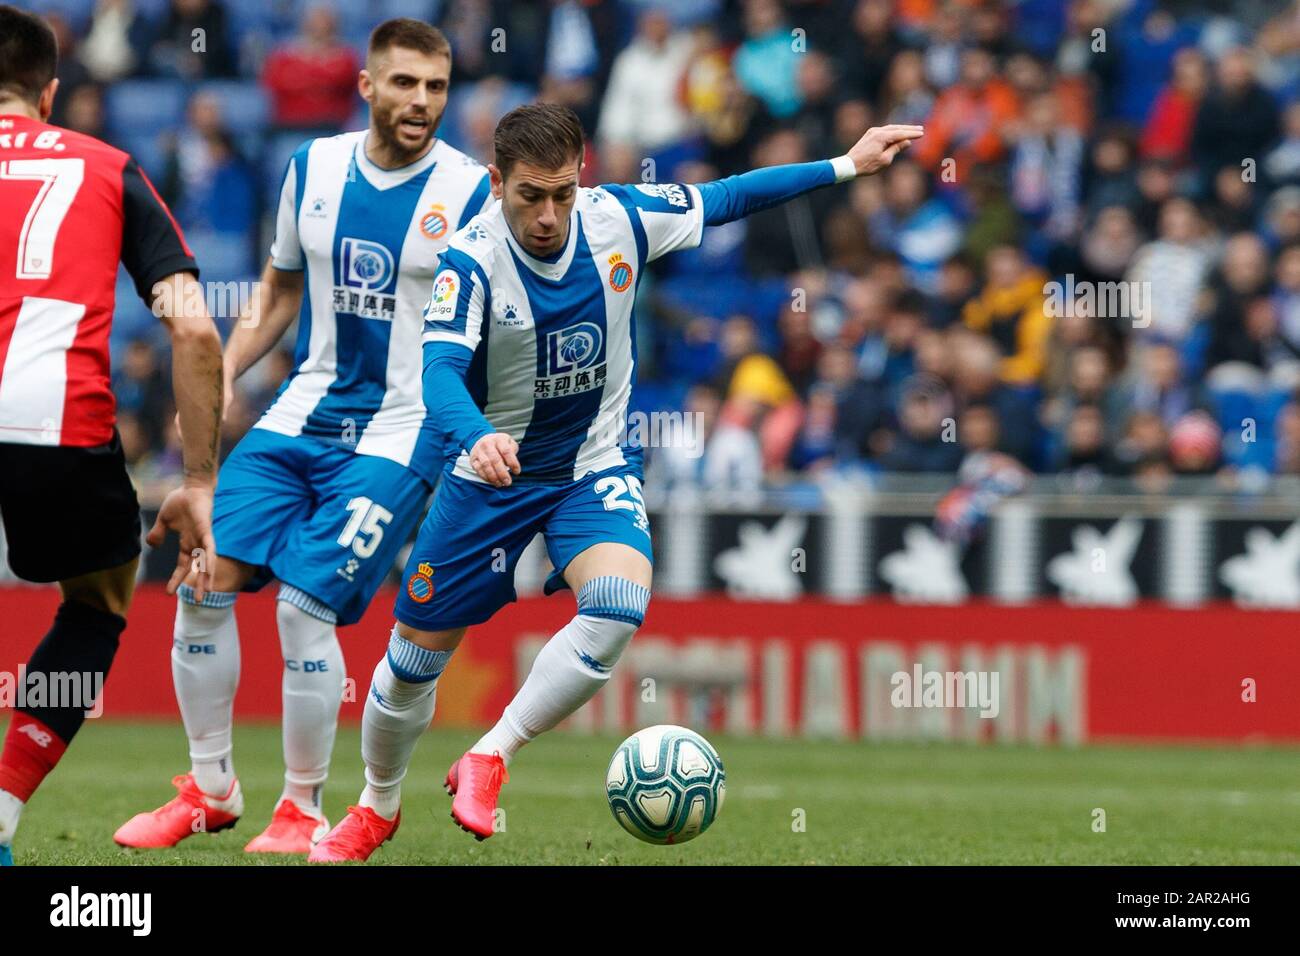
[0,5,223,866]
[309,103,922,860]
[113,19,493,855]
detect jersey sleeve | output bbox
[120,156,199,304]
[269,154,303,271]
[603,182,705,262]
[421,246,488,352]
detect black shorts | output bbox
[0,432,142,583]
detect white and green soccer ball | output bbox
[605,725,726,845]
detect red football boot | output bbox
[307,805,400,863]
[445,752,508,841]
[113,774,243,848]
[244,799,329,854]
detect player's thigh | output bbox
[543,468,654,595]
[197,554,258,594]
[562,542,652,593]
[270,451,431,626]
[0,431,142,586]
[210,429,315,577]
[394,474,549,632]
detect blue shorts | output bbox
[212,428,431,625]
[394,465,653,631]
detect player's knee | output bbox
[277,586,343,679]
[373,627,455,709]
[60,558,137,618]
[570,576,652,674]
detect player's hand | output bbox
[847,124,925,176]
[147,480,218,600]
[469,432,521,488]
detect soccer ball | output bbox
[605,725,726,845]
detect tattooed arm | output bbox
[150,269,223,598]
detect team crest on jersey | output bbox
[419,203,449,240]
[426,272,459,322]
[407,562,435,604]
[607,253,634,293]
[537,322,607,399]
[334,237,397,319]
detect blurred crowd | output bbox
[28,0,1300,494]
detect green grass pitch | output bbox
[8,720,1298,865]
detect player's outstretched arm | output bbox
[222,258,304,416]
[695,124,924,227]
[150,270,224,599]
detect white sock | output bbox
[473,577,649,765]
[172,585,240,797]
[359,629,454,820]
[0,788,23,847]
[277,586,344,818]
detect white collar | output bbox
[353,133,439,190]
[504,207,580,281]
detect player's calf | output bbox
[450,577,650,840]
[0,598,126,862]
[473,575,649,762]
[360,629,456,819]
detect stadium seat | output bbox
[25,0,95,30]
[263,130,309,204]
[378,0,440,21]
[185,229,256,285]
[111,267,162,346]
[106,79,188,138]
[196,81,269,137]
[120,131,169,182]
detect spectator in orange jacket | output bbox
[913,46,1020,173]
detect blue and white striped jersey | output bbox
[257,131,492,484]
[422,181,705,484]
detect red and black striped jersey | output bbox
[0,113,198,447]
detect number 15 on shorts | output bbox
[337,496,393,558]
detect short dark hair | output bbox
[0,5,58,106]
[493,103,585,179]
[367,18,451,64]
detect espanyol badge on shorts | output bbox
[407,561,435,603]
